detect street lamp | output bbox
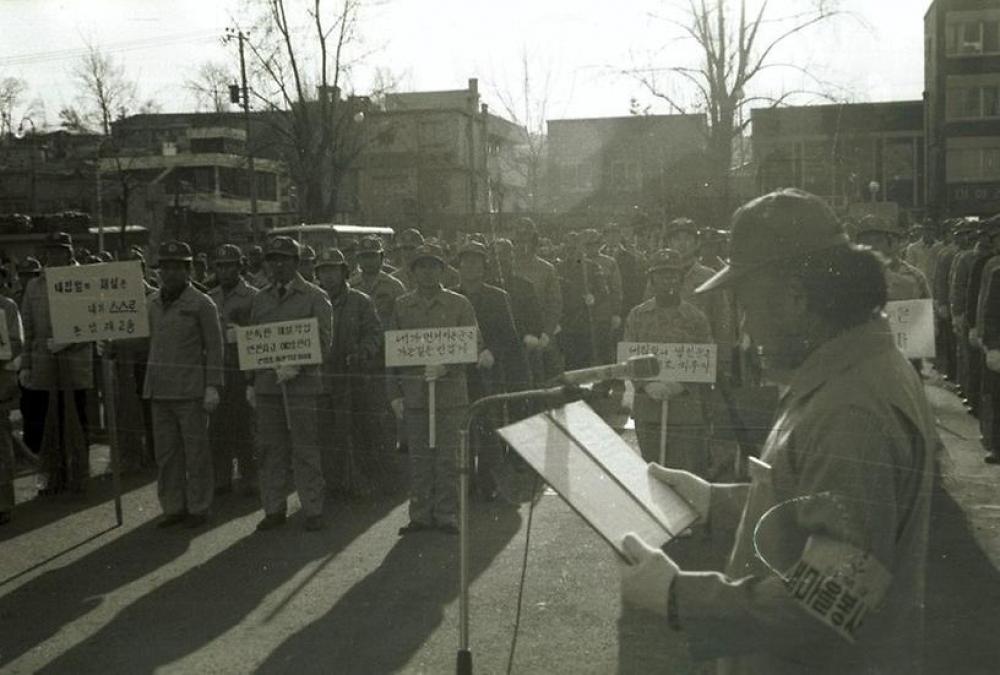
[15,117,37,213]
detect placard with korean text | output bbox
[385,326,479,367]
[236,318,322,370]
[885,299,935,359]
[617,341,717,383]
[46,261,150,343]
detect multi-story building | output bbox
[544,113,709,226]
[753,101,926,222]
[354,78,529,235]
[925,0,1000,217]
[0,129,104,216]
[101,113,292,251]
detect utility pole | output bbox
[226,28,259,242]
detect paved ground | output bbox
[1,379,999,674]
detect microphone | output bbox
[558,355,660,386]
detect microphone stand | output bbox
[455,383,592,675]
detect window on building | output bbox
[946,142,1000,181]
[947,17,1000,55]
[947,83,1000,119]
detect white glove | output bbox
[620,532,680,616]
[274,365,300,384]
[539,332,551,348]
[523,334,540,349]
[987,350,1000,372]
[203,385,220,413]
[643,381,684,400]
[245,385,256,409]
[225,327,238,344]
[477,349,495,369]
[390,397,405,420]
[424,364,447,381]
[649,463,711,523]
[611,315,622,330]
[969,328,980,347]
[583,293,595,307]
[552,324,562,336]
[18,368,30,387]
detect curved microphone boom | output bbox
[557,354,660,386]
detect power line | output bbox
[0,30,222,67]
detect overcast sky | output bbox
[0,0,925,129]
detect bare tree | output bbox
[490,47,553,214]
[0,77,28,136]
[70,42,150,249]
[627,0,850,215]
[186,61,235,113]
[240,0,393,221]
[71,42,138,135]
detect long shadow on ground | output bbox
[0,469,157,545]
[257,504,524,675]
[0,489,258,668]
[924,468,1000,673]
[35,495,406,674]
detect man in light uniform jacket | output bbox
[249,236,333,532]
[207,243,258,496]
[144,241,224,528]
[621,189,937,674]
[387,244,485,534]
[624,249,712,474]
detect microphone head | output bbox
[626,354,660,379]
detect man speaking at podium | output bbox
[620,189,937,674]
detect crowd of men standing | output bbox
[0,205,995,534]
[0,215,737,533]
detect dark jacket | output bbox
[455,282,530,395]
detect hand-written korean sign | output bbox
[385,326,479,367]
[617,342,717,383]
[0,309,11,361]
[46,261,150,343]
[236,318,322,370]
[885,299,935,358]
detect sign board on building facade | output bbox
[885,299,935,358]
[617,342,718,383]
[236,318,322,370]
[385,326,479,367]
[46,261,150,343]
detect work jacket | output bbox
[674,318,936,674]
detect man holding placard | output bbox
[20,232,94,495]
[387,244,484,535]
[622,249,712,474]
[248,236,333,532]
[143,241,224,529]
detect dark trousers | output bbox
[34,389,89,493]
[210,379,256,489]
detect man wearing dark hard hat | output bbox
[207,244,259,497]
[387,243,484,534]
[621,189,936,674]
[249,236,333,532]
[314,247,382,496]
[20,232,94,494]
[144,241,225,528]
[623,249,711,473]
